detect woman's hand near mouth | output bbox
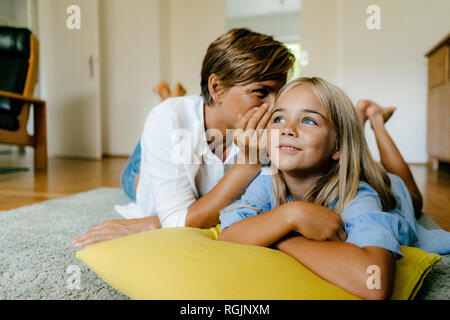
[234,103,273,164]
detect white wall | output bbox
[34,0,225,156]
[0,0,38,33]
[297,0,450,163]
[0,0,26,27]
[227,12,301,43]
[99,0,161,155]
[299,0,341,85]
[340,0,450,163]
[168,0,226,96]
[99,0,226,155]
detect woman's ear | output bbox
[208,74,225,105]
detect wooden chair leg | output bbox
[33,102,47,171]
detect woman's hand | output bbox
[283,201,347,242]
[72,216,161,248]
[233,103,273,164]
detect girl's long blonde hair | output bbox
[271,77,396,214]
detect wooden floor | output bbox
[0,149,127,210]
[1,148,449,231]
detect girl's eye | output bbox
[302,118,317,126]
[274,116,285,124]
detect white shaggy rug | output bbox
[0,188,129,300]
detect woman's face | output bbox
[219,80,284,128]
[267,84,339,175]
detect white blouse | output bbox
[115,95,240,228]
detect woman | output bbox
[73,28,295,248]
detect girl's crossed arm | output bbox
[274,234,395,300]
[273,188,400,300]
[218,180,399,300]
[219,200,395,300]
[218,201,346,246]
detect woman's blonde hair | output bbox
[270,77,397,214]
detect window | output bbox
[286,42,302,80]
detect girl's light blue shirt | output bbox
[219,167,450,259]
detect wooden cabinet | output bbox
[425,33,450,169]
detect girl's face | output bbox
[267,84,339,174]
[219,80,284,128]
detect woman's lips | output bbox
[278,145,301,154]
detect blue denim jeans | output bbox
[120,140,141,201]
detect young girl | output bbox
[218,77,450,300]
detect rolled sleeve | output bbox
[160,207,189,228]
[220,205,260,231]
[345,212,404,259]
[219,172,273,231]
[341,182,407,259]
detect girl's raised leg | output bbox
[357,100,423,218]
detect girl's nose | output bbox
[281,124,297,137]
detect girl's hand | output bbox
[284,201,347,242]
[233,103,272,164]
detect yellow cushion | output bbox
[76,225,441,300]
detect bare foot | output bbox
[383,106,396,123]
[153,81,171,101]
[356,100,371,127]
[366,103,397,129]
[172,82,186,97]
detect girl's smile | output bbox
[278,144,302,154]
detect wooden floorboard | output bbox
[0,148,449,231]
[0,149,127,211]
[409,162,450,231]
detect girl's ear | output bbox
[208,74,225,105]
[332,150,340,161]
[330,136,340,160]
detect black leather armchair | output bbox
[0,26,47,171]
